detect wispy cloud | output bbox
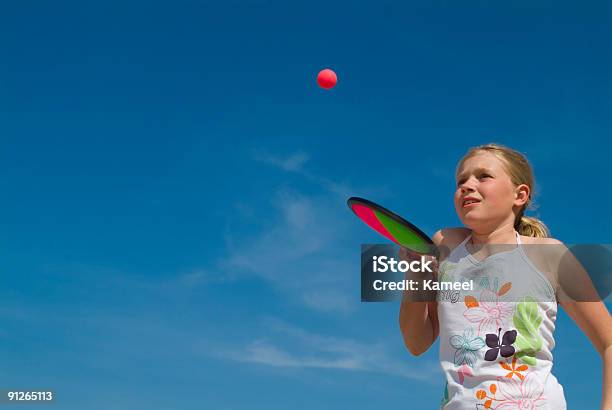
[252,149,310,172]
[211,149,394,313]
[221,187,356,312]
[212,318,439,382]
[250,148,390,199]
[218,340,362,370]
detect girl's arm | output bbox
[398,245,439,356]
[398,228,468,356]
[399,297,438,356]
[550,240,612,409]
[605,344,612,409]
[560,300,612,409]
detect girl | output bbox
[398,144,612,409]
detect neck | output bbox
[470,222,517,245]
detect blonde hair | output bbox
[457,143,549,238]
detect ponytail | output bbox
[515,214,549,238]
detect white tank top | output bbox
[437,232,567,409]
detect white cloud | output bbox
[251,148,391,200]
[218,339,362,370]
[211,149,398,313]
[252,150,310,172]
[221,188,357,312]
[156,148,395,315]
[212,318,439,382]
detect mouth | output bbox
[462,197,481,208]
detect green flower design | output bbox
[513,296,543,366]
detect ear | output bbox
[514,184,530,207]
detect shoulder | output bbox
[432,227,470,247]
[520,236,567,261]
[519,235,564,246]
[520,236,602,306]
[520,236,568,290]
[432,227,470,259]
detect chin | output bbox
[458,213,485,230]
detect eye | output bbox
[456,178,466,187]
[479,173,492,180]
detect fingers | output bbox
[398,246,420,261]
[399,246,433,261]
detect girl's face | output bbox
[454,152,528,231]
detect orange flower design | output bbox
[475,383,497,408]
[500,355,528,381]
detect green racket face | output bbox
[347,197,434,254]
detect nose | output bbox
[459,177,477,194]
[460,186,472,196]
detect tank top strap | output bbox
[456,232,472,253]
[515,230,522,245]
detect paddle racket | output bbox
[347,197,436,255]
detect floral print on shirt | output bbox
[440,275,549,409]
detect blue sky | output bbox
[0,1,610,409]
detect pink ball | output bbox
[317,68,337,89]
